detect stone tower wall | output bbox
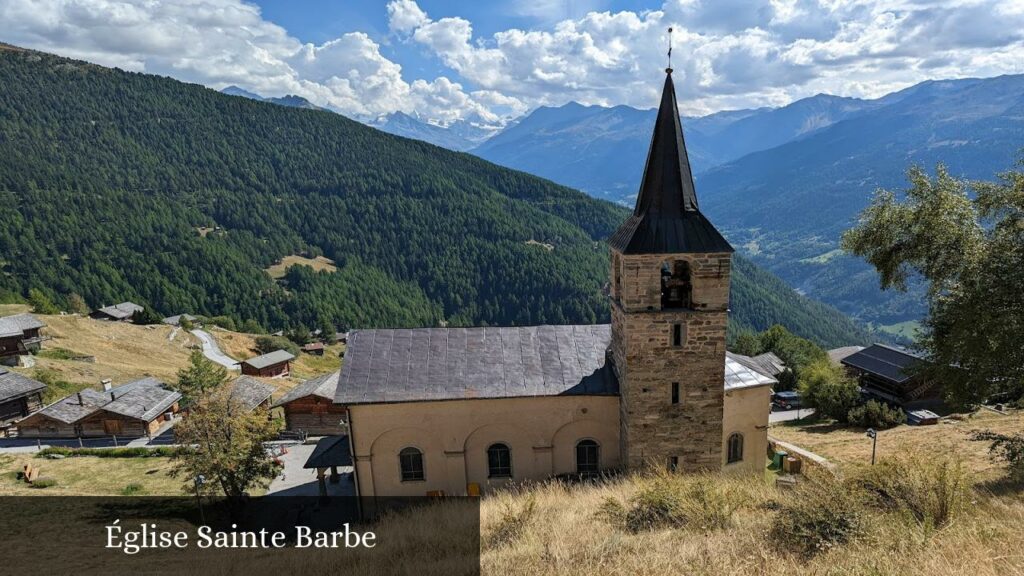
[610,251,731,471]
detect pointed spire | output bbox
[608,69,733,255]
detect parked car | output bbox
[772,391,803,411]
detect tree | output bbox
[27,288,59,315]
[843,163,1024,407]
[131,307,162,325]
[65,293,89,315]
[799,358,860,422]
[731,329,761,356]
[171,386,281,502]
[175,350,228,404]
[254,335,299,356]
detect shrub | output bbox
[131,307,162,325]
[37,347,80,360]
[31,477,58,489]
[486,495,536,548]
[799,359,860,422]
[254,335,299,356]
[37,446,185,458]
[848,400,906,429]
[853,457,968,529]
[121,483,146,495]
[971,430,1024,484]
[598,473,738,533]
[770,472,865,557]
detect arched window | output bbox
[661,260,693,309]
[576,439,600,474]
[399,447,425,481]
[727,433,744,464]
[486,443,512,478]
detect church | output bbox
[333,69,773,498]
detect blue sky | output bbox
[3,0,1024,127]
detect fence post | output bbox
[36,438,41,450]
[113,434,118,447]
[79,436,83,448]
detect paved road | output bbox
[191,329,238,369]
[770,408,814,423]
[267,441,354,496]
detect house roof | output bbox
[336,325,619,405]
[241,349,296,369]
[0,313,45,338]
[29,377,178,424]
[841,344,925,385]
[96,302,143,319]
[229,376,276,410]
[828,346,865,365]
[749,352,786,376]
[302,342,325,351]
[273,371,339,407]
[607,71,733,255]
[724,352,778,390]
[0,368,46,403]
[303,435,352,469]
[162,313,197,326]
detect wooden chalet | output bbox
[228,375,276,411]
[90,301,143,322]
[271,371,346,435]
[0,368,46,431]
[16,377,181,438]
[0,313,47,365]
[841,344,940,407]
[301,342,325,356]
[240,349,295,378]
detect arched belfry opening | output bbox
[661,260,692,309]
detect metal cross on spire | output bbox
[667,27,673,73]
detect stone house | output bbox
[0,313,47,365]
[90,302,144,322]
[333,70,772,498]
[0,368,46,429]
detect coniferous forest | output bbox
[0,45,870,347]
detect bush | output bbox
[131,307,162,325]
[598,473,738,533]
[852,457,968,529]
[31,477,58,489]
[254,335,299,356]
[37,446,185,458]
[121,483,146,495]
[486,495,536,548]
[37,347,80,360]
[971,430,1024,484]
[799,359,860,422]
[770,472,865,557]
[847,400,906,429]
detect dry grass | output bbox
[15,314,198,391]
[209,328,342,392]
[265,254,337,279]
[770,409,1023,483]
[0,453,181,496]
[0,303,32,316]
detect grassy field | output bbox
[0,453,181,496]
[874,319,923,340]
[264,254,337,279]
[770,409,1021,483]
[0,303,31,316]
[12,314,198,398]
[209,329,343,390]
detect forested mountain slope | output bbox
[0,45,869,347]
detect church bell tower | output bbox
[608,67,734,471]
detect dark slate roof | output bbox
[273,371,339,407]
[0,313,45,338]
[841,344,925,385]
[242,349,296,369]
[0,368,46,403]
[303,435,352,469]
[749,352,786,376]
[608,71,733,255]
[229,376,276,411]
[162,313,197,326]
[33,389,110,424]
[828,346,865,365]
[96,302,143,319]
[101,378,181,421]
[335,325,618,405]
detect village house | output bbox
[841,343,941,408]
[90,301,144,322]
[333,69,772,499]
[302,342,325,356]
[16,377,181,438]
[228,375,276,411]
[240,349,295,378]
[272,371,346,435]
[0,368,46,431]
[0,313,47,365]
[162,313,198,327]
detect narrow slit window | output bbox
[671,382,680,404]
[668,456,679,472]
[672,324,683,347]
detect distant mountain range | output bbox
[369,112,496,151]
[221,85,323,111]
[466,75,1024,334]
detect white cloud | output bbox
[1,0,1022,125]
